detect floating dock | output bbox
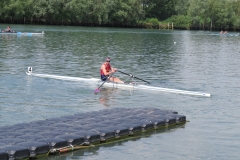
[0,108,186,159]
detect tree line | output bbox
[0,0,240,31]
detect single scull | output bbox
[26,68,211,97]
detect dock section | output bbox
[0,107,186,159]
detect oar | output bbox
[94,73,114,93]
[118,70,150,84]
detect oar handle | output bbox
[118,70,150,84]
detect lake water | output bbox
[0,24,240,160]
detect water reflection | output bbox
[98,88,123,107]
[98,88,112,107]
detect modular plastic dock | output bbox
[0,108,186,159]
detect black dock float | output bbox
[0,107,186,159]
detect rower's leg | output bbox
[117,78,124,83]
[110,77,124,83]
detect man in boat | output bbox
[5,26,12,32]
[100,57,124,83]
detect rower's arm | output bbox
[110,64,117,72]
[111,67,117,72]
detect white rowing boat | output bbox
[26,68,211,97]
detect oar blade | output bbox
[94,88,100,93]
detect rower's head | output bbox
[106,57,110,63]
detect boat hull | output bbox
[26,71,211,97]
[0,31,44,35]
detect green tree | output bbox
[144,0,177,20]
[188,0,209,29]
[207,0,235,30]
[231,0,240,30]
[174,0,190,15]
[1,0,33,22]
[108,0,144,26]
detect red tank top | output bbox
[100,63,111,75]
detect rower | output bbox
[5,26,12,32]
[100,57,124,83]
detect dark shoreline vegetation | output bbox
[1,0,240,31]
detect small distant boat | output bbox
[211,33,239,36]
[220,33,239,36]
[0,30,44,35]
